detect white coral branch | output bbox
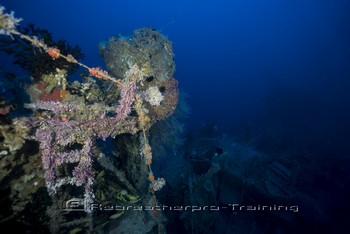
[144,86,164,106]
[0,5,22,36]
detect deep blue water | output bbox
[1,0,350,233]
[2,0,350,130]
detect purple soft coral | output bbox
[30,89,138,212]
[116,81,136,121]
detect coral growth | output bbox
[144,86,164,106]
[0,117,30,152]
[99,28,175,81]
[147,78,179,121]
[28,97,139,212]
[25,60,173,213]
[116,76,137,121]
[99,28,178,121]
[0,23,84,80]
[0,6,22,35]
[1,5,179,231]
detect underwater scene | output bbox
[0,1,350,233]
